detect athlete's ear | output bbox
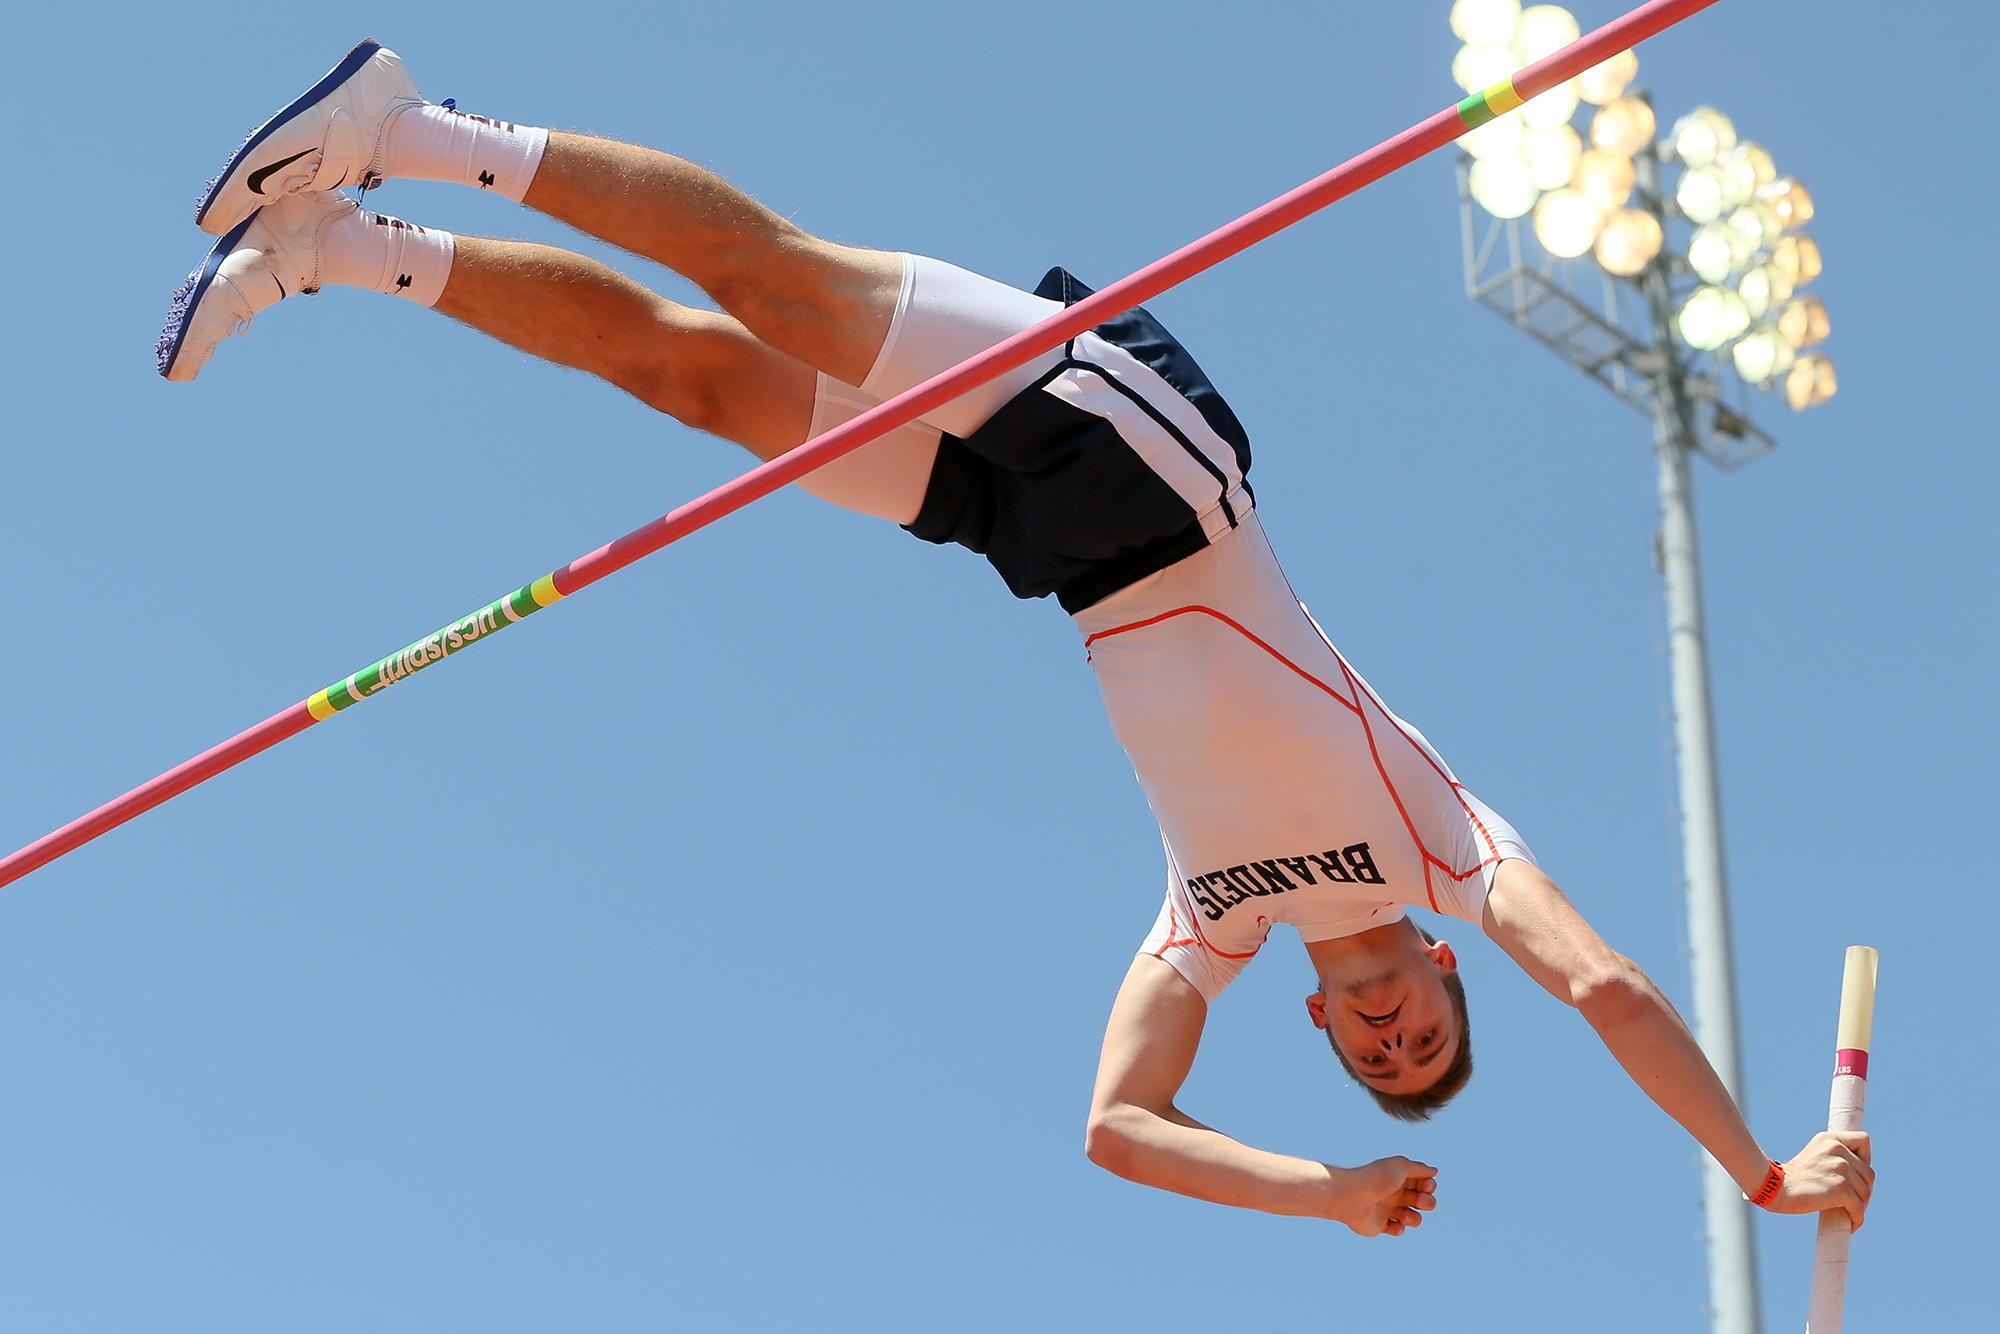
[1305,990,1330,1029]
[1423,938,1459,977]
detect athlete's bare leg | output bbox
[521,133,901,388]
[435,235,818,458]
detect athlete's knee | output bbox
[616,309,736,434]
[708,237,894,343]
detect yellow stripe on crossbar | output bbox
[307,689,338,722]
[530,574,564,607]
[1482,78,1524,116]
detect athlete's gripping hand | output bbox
[1766,1131,1874,1230]
[1329,1157,1439,1238]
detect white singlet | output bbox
[1073,513,1535,1003]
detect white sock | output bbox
[381,102,549,202]
[318,206,456,307]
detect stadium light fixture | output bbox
[1676,164,1729,224]
[1594,206,1663,276]
[1452,2,1838,411]
[1524,123,1585,189]
[1578,47,1638,105]
[1786,353,1838,410]
[1449,0,1521,46]
[1590,96,1656,155]
[1761,176,1815,229]
[1533,186,1604,257]
[1769,234,1822,290]
[1731,323,1796,386]
[1777,294,1831,349]
[1574,146,1636,212]
[1671,105,1737,166]
[1470,155,1540,218]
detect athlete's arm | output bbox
[1085,953,1437,1235]
[1481,858,1873,1227]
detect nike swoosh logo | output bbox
[246,148,318,195]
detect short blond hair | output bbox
[1325,927,1472,1122]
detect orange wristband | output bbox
[1748,1160,1785,1208]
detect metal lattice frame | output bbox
[1454,152,1775,471]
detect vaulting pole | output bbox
[0,0,1723,889]
[1804,946,1879,1333]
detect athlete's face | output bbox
[1309,940,1461,1095]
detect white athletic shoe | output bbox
[194,38,422,237]
[158,192,357,383]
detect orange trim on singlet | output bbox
[1326,641,1508,871]
[1085,607,1363,718]
[1155,900,1198,956]
[1087,604,1506,915]
[1155,882,1263,961]
[1327,651,1442,912]
[1310,623,1507,885]
[1185,900,1263,960]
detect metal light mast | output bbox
[1445,3,1838,1331]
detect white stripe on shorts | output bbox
[1068,330,1246,507]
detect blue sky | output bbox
[3,3,1991,1330]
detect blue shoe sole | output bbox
[193,37,382,230]
[157,213,258,379]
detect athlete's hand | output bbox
[1328,1157,1438,1237]
[1764,1131,1874,1230]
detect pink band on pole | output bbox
[1833,1048,1869,1079]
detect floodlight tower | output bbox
[1445,4,1837,1333]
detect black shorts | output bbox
[904,267,1255,613]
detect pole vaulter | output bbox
[1,0,1720,889]
[13,0,1886,1297]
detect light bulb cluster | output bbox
[1453,1,1662,277]
[1668,106,1833,409]
[1452,0,1835,411]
